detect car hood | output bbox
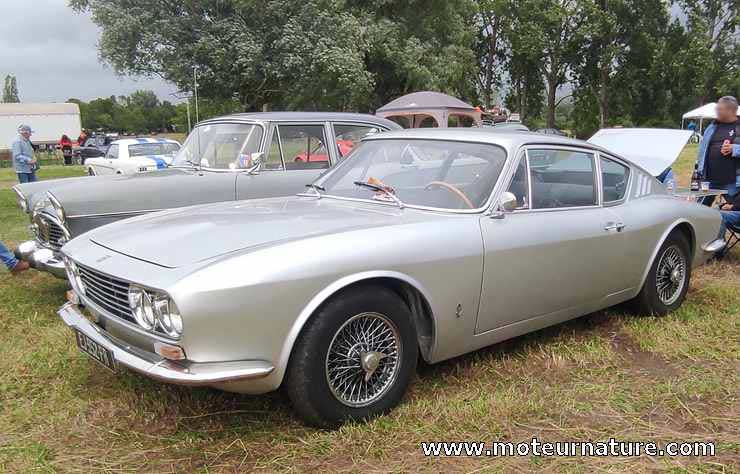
[588,128,692,176]
[87,197,429,268]
[44,167,235,217]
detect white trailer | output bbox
[0,103,81,150]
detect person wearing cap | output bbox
[0,241,30,274]
[12,124,38,183]
[697,96,740,205]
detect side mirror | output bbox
[245,152,264,174]
[499,191,518,212]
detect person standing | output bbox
[697,96,740,204]
[0,241,29,274]
[60,134,73,166]
[12,124,38,183]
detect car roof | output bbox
[362,127,592,150]
[112,137,180,146]
[198,112,401,129]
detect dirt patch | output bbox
[607,331,680,378]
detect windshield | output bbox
[319,139,507,210]
[172,123,264,169]
[129,142,181,157]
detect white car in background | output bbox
[85,138,181,175]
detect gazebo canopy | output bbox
[682,103,717,120]
[376,91,481,128]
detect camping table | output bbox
[670,188,727,204]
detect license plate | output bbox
[74,329,117,372]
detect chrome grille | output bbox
[77,263,134,323]
[35,214,67,250]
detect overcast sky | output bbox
[0,0,177,103]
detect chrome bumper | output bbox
[58,302,275,386]
[15,240,67,279]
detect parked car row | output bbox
[85,137,181,175]
[12,113,725,427]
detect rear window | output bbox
[129,143,181,157]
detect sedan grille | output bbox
[77,263,135,323]
[35,214,67,250]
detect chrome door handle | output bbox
[604,222,625,232]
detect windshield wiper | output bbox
[305,183,326,197]
[353,181,404,208]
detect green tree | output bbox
[2,75,20,102]
[69,0,479,111]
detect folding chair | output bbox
[725,222,740,255]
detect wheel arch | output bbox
[277,271,437,385]
[638,219,695,290]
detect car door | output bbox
[94,144,118,175]
[236,122,332,200]
[476,147,625,334]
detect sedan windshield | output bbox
[129,143,181,157]
[319,139,507,210]
[172,123,264,169]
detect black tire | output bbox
[285,284,418,428]
[629,231,692,316]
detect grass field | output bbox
[0,145,738,473]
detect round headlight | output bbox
[128,286,156,330]
[153,295,183,338]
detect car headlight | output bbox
[128,286,183,337]
[13,188,28,213]
[48,193,66,224]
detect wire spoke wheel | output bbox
[655,245,686,306]
[325,312,401,407]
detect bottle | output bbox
[690,163,701,192]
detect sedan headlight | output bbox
[128,285,183,337]
[13,188,28,213]
[48,193,66,224]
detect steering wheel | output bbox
[425,181,475,209]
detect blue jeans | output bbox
[0,241,18,271]
[17,171,37,183]
[718,210,740,239]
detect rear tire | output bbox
[629,231,691,316]
[285,285,418,428]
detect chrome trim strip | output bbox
[58,302,274,385]
[67,209,161,219]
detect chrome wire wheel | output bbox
[656,245,686,306]
[325,312,401,407]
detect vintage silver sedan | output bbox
[58,128,724,426]
[13,112,398,278]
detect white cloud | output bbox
[0,0,178,103]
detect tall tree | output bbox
[475,0,506,108]
[70,0,479,112]
[2,75,20,103]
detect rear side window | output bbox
[600,156,630,203]
[106,144,119,159]
[527,149,597,209]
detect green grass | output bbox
[0,148,738,472]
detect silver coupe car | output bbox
[58,128,724,427]
[12,112,399,278]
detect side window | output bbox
[528,149,597,209]
[333,124,380,158]
[264,129,285,170]
[280,124,331,170]
[106,144,119,159]
[600,156,630,203]
[506,153,530,209]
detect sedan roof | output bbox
[200,112,401,129]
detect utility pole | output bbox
[193,65,199,124]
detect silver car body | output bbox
[59,128,722,395]
[12,112,400,277]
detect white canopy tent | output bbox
[681,102,717,134]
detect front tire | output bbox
[285,285,418,428]
[630,231,691,316]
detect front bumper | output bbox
[58,302,275,386]
[15,240,67,278]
